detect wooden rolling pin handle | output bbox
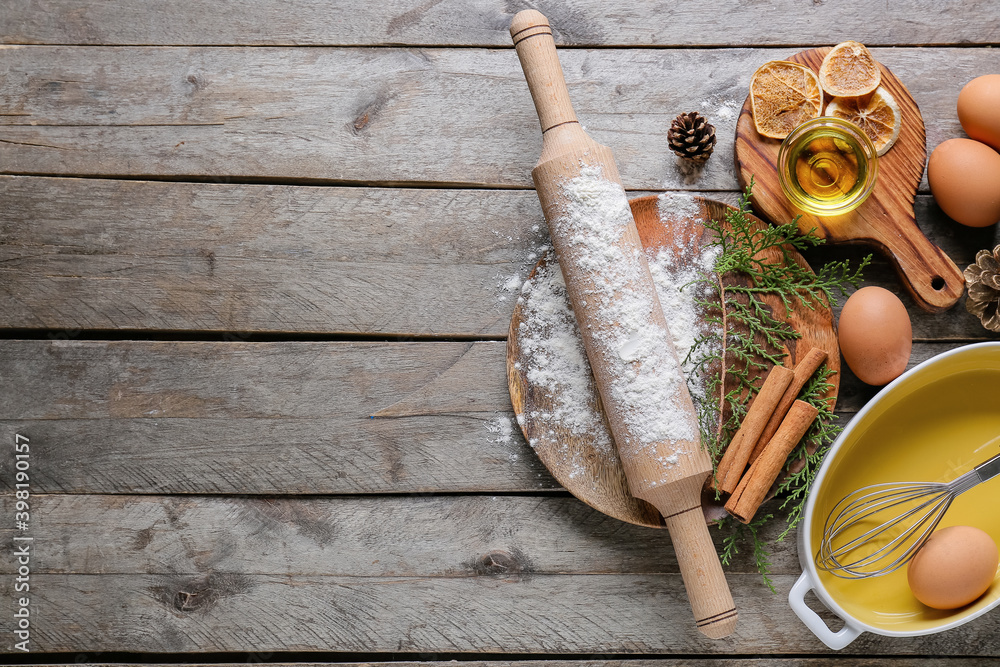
[510,10,589,162]
[643,483,738,639]
[511,10,736,639]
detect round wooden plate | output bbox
[734,47,964,313]
[507,195,840,528]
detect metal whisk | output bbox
[817,436,1000,579]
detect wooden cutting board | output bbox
[734,47,964,313]
[507,195,839,528]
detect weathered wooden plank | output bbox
[0,414,554,494]
[2,0,996,47]
[0,340,504,420]
[0,340,549,494]
[0,176,547,335]
[2,177,996,336]
[1,47,997,188]
[0,340,989,494]
[0,494,800,576]
[0,573,996,654]
[24,663,993,667]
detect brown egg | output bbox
[928,138,1000,228]
[959,75,1000,151]
[838,286,912,385]
[907,526,999,610]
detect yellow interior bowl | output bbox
[802,343,1000,636]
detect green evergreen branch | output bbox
[718,513,777,593]
[684,178,870,589]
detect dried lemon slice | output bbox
[750,61,824,140]
[819,41,881,97]
[826,86,902,156]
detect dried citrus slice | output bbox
[819,41,881,97]
[750,61,824,139]
[826,86,902,155]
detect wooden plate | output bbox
[734,47,964,313]
[507,196,839,528]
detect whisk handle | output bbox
[789,573,862,650]
[974,452,1000,483]
[952,451,1000,495]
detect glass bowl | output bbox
[777,116,879,216]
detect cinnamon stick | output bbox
[713,364,794,494]
[726,400,819,523]
[748,347,828,465]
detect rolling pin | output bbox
[510,10,737,639]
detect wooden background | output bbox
[2,0,1000,663]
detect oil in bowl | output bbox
[778,117,878,216]
[807,345,1000,635]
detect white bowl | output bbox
[790,342,1000,649]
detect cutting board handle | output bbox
[867,213,965,312]
[510,10,592,165]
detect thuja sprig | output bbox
[709,178,870,316]
[719,512,776,593]
[683,178,870,588]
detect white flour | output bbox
[648,192,721,408]
[656,191,702,222]
[702,98,741,123]
[516,261,614,450]
[556,168,696,459]
[485,414,520,464]
[491,221,549,311]
[511,183,719,481]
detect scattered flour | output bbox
[490,220,551,311]
[647,192,721,407]
[510,182,720,483]
[486,413,515,445]
[517,262,614,446]
[706,98,741,123]
[494,272,524,305]
[552,167,698,460]
[656,191,702,222]
[485,414,520,463]
[675,157,707,186]
[515,258,614,481]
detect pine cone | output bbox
[965,244,1000,332]
[668,111,717,162]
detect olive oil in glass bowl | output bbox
[778,117,878,216]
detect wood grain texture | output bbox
[1,2,997,659]
[0,340,990,495]
[2,0,997,46]
[0,479,993,656]
[0,340,546,494]
[1,48,998,188]
[18,662,999,667]
[0,572,996,654]
[0,494,799,576]
[508,197,838,528]
[2,177,996,337]
[734,47,963,312]
[0,176,547,335]
[16,662,1000,667]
